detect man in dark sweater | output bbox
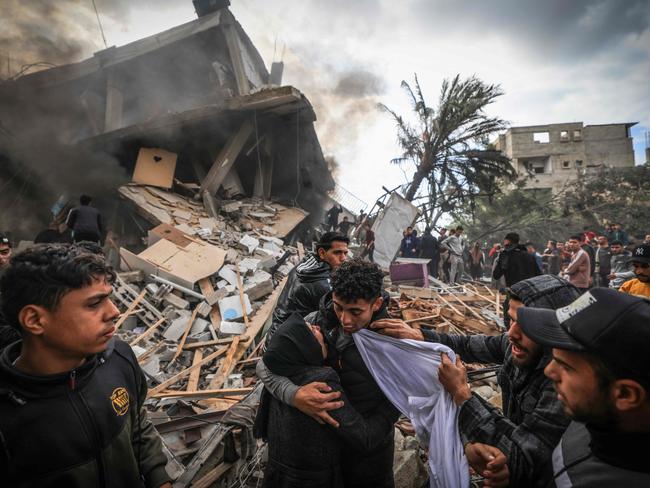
[518,288,650,487]
[419,227,439,278]
[267,232,349,344]
[0,244,171,487]
[66,194,103,244]
[493,232,541,327]
[257,259,400,487]
[372,275,579,487]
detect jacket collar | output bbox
[0,340,114,400]
[588,423,650,472]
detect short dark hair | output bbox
[569,235,582,241]
[317,232,349,252]
[611,240,623,246]
[0,244,116,331]
[80,194,92,205]
[584,352,650,396]
[524,242,534,248]
[455,226,463,231]
[549,240,557,246]
[504,232,519,244]
[331,258,383,302]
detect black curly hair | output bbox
[0,243,116,331]
[330,258,383,302]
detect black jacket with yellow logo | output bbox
[0,339,170,488]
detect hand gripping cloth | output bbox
[353,329,470,488]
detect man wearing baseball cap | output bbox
[518,288,650,486]
[619,243,650,298]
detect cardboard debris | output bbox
[132,147,178,189]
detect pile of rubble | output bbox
[113,182,310,486]
[389,280,504,335]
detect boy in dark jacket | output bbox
[0,244,171,488]
[257,259,400,487]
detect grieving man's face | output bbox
[632,261,650,283]
[507,299,543,368]
[544,349,616,424]
[332,293,382,335]
[0,244,11,268]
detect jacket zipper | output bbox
[68,370,107,488]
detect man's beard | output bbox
[569,389,617,426]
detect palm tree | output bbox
[380,74,515,227]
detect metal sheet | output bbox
[372,193,420,269]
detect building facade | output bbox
[494,122,636,193]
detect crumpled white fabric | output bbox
[353,328,470,488]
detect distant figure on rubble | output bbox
[468,242,485,280]
[361,221,375,262]
[66,194,103,244]
[337,216,353,236]
[0,244,172,487]
[440,226,465,284]
[325,204,343,231]
[267,232,349,345]
[0,233,12,270]
[372,275,580,487]
[399,226,418,258]
[257,259,400,487]
[418,227,439,278]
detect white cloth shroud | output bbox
[353,328,470,488]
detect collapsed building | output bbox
[0,2,336,244]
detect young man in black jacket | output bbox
[518,288,650,487]
[0,244,171,488]
[257,259,400,487]
[268,232,349,343]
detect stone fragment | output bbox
[220,321,247,335]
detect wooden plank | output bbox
[147,346,229,397]
[130,316,167,346]
[200,118,253,195]
[150,388,253,399]
[191,462,233,488]
[183,337,240,350]
[115,289,147,330]
[186,349,204,392]
[207,337,240,390]
[198,278,223,332]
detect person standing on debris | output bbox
[469,242,485,280]
[371,275,580,488]
[619,243,650,298]
[0,244,171,487]
[492,232,541,327]
[419,227,439,278]
[594,235,612,288]
[525,242,544,273]
[0,233,12,270]
[441,226,466,284]
[607,240,635,290]
[337,216,353,237]
[66,194,103,244]
[542,240,561,275]
[326,204,344,232]
[257,259,400,488]
[516,288,650,486]
[268,232,349,344]
[399,226,418,258]
[361,221,375,263]
[255,313,398,488]
[610,222,630,246]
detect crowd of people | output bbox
[0,213,648,487]
[396,223,650,300]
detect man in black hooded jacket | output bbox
[0,244,170,487]
[267,232,349,344]
[257,259,400,487]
